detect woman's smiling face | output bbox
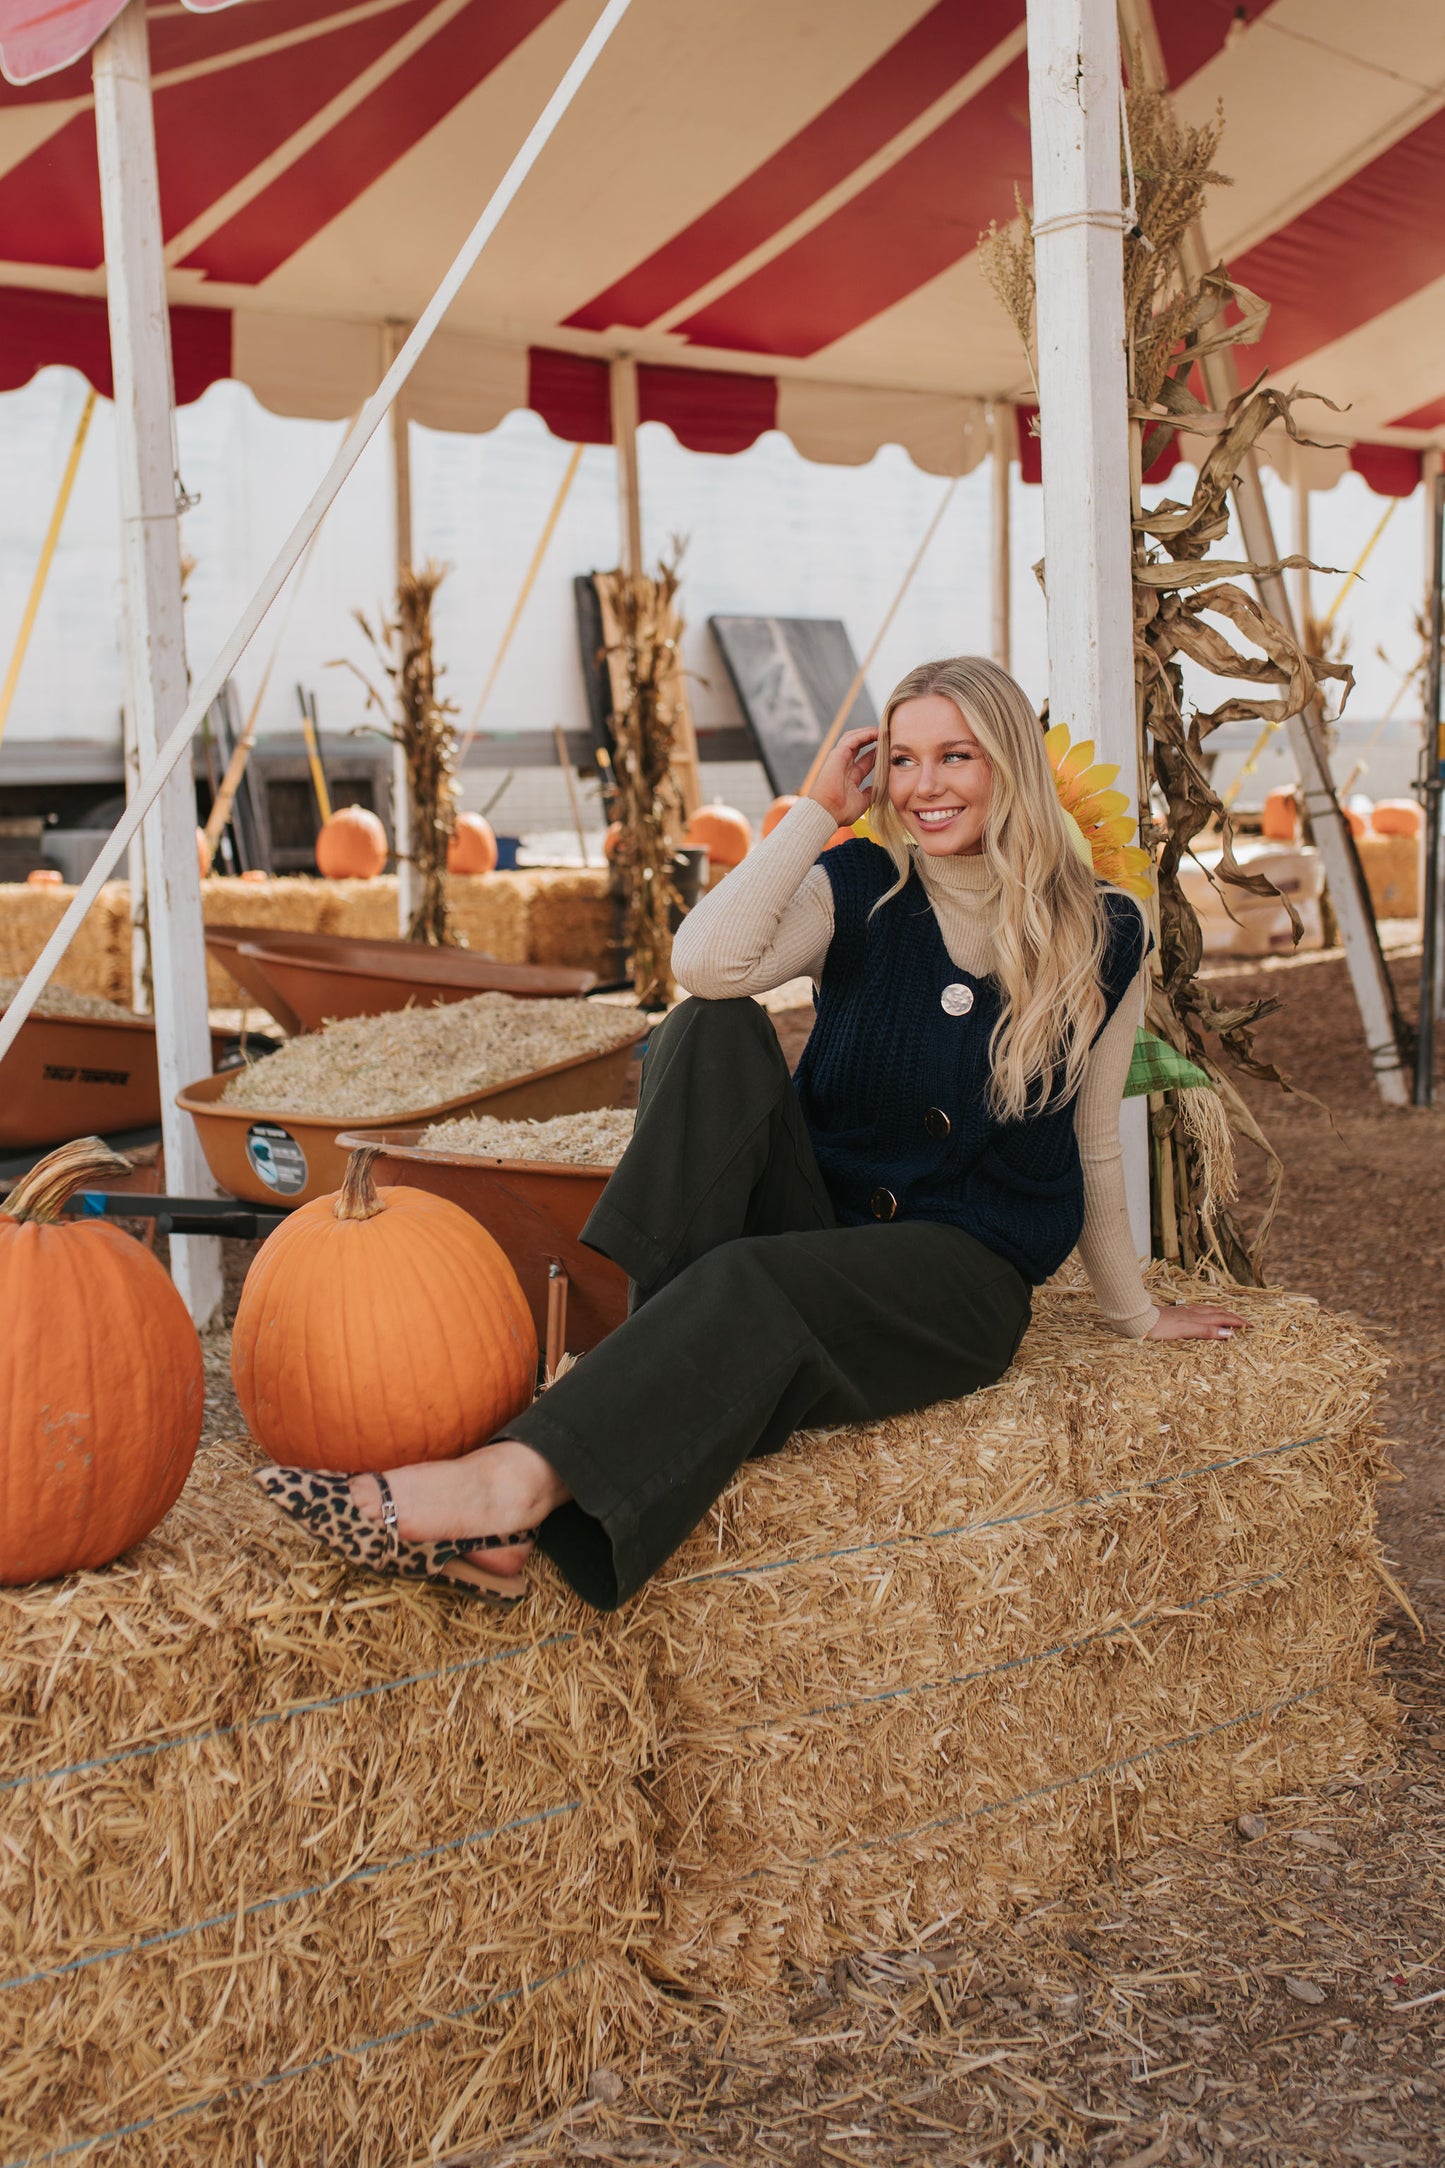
[885,693,993,857]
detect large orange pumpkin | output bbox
[0,1138,204,1585]
[316,804,388,880]
[684,802,752,871]
[231,1146,538,1471]
[447,812,498,876]
[761,795,800,836]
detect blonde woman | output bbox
[257,657,1246,1608]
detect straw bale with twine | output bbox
[0,1275,1393,2163]
[0,881,129,1006]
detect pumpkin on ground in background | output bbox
[1371,799,1423,839]
[684,803,752,873]
[1261,786,1299,842]
[232,1145,537,1471]
[316,805,388,880]
[761,795,799,836]
[447,812,498,876]
[239,867,269,884]
[0,1138,203,1585]
[25,867,62,886]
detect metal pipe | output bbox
[1415,459,1445,1106]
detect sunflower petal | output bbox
[1043,722,1072,770]
[1074,788,1133,826]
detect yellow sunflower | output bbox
[1043,723,1154,902]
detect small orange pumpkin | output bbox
[822,824,858,851]
[231,1146,538,1471]
[1261,786,1298,842]
[25,867,62,887]
[239,867,269,884]
[0,1138,203,1585]
[447,812,498,876]
[603,820,627,862]
[316,805,388,880]
[761,795,800,836]
[196,827,213,879]
[1343,800,1370,840]
[684,802,752,871]
[1371,798,1423,839]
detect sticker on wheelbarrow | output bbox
[245,1122,308,1195]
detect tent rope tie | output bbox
[1,1429,1343,1801]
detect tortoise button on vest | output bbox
[924,1106,951,1140]
[869,1187,898,1221]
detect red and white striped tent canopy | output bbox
[2,0,1443,496]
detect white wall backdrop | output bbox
[0,368,1431,816]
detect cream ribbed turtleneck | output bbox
[670,797,1159,1337]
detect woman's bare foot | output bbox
[349,1442,569,1579]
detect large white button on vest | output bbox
[940,983,975,1017]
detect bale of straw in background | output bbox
[0,880,129,1004]
[446,871,535,962]
[198,876,336,1004]
[525,869,616,974]
[0,1277,1392,2162]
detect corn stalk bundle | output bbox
[983,87,1351,1279]
[341,561,460,946]
[605,548,686,1006]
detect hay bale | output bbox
[1356,831,1420,920]
[526,869,616,974]
[0,1278,1392,2162]
[0,880,129,1004]
[640,1278,1392,1993]
[447,871,535,962]
[200,878,336,1006]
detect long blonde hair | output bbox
[868,656,1110,1120]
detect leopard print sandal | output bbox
[251,1465,537,1608]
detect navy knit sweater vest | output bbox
[792,841,1146,1285]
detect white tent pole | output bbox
[989,400,1014,671]
[1121,0,1409,1107]
[1027,0,1150,1258]
[609,355,643,578]
[0,0,633,1073]
[385,320,416,933]
[92,0,222,1326]
[1291,471,1311,638]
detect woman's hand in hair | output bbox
[1145,1301,1250,1342]
[807,728,878,827]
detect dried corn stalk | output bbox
[605,548,686,1006]
[984,82,1351,1279]
[339,562,460,946]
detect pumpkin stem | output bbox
[1,1136,133,1224]
[335,1145,385,1222]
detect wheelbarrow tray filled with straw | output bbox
[337,1126,629,1355]
[176,1021,648,1211]
[203,924,596,1035]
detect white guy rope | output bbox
[0,0,632,1073]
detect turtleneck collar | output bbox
[914,847,995,899]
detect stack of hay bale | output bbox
[0,870,615,1015]
[0,1279,1393,2164]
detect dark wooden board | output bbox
[708,616,878,796]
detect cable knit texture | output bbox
[792,841,1144,1286]
[672,798,1160,1334]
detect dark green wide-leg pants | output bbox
[503,998,1031,1610]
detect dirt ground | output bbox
[194,945,1444,2167]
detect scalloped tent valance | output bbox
[2,0,1442,489]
